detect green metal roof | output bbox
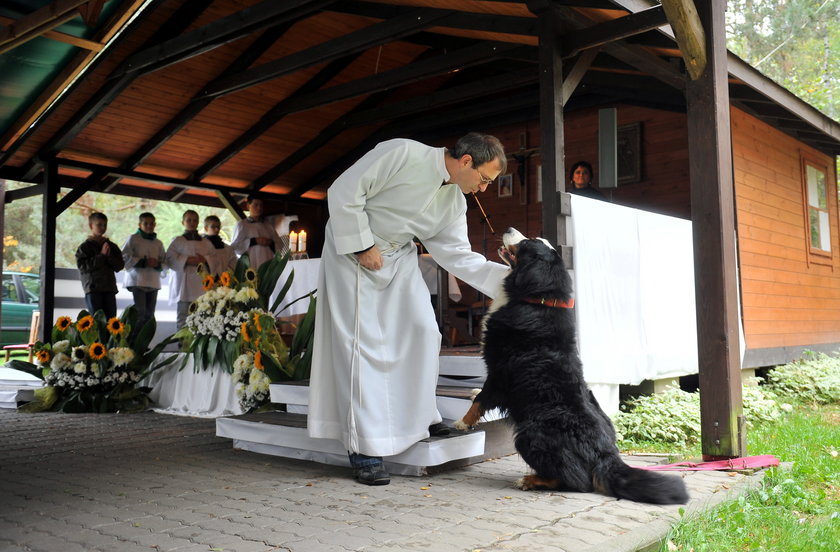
[0,0,126,139]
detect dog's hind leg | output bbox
[515,474,560,491]
[454,400,485,430]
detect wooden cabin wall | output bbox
[732,107,840,362]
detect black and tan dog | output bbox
[455,228,688,505]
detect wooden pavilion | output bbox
[2,0,839,460]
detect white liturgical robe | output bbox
[231,218,287,270]
[307,139,509,457]
[165,235,215,305]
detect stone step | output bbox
[215,410,513,476]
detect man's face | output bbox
[139,217,156,233]
[89,219,107,237]
[204,220,221,236]
[182,212,199,231]
[249,199,264,218]
[454,155,503,195]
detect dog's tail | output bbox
[593,456,689,505]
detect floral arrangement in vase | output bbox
[174,251,316,412]
[8,307,178,413]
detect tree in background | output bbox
[3,181,240,271]
[727,0,839,120]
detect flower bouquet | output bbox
[174,251,317,412]
[8,306,178,413]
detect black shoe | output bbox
[355,465,390,486]
[428,422,451,436]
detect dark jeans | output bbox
[348,453,384,469]
[85,292,117,319]
[130,289,158,339]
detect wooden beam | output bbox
[216,190,246,220]
[0,14,103,51]
[0,0,92,52]
[39,161,59,340]
[192,53,362,180]
[562,48,599,104]
[77,0,106,27]
[99,24,293,192]
[562,5,667,58]
[685,0,744,459]
[3,183,45,203]
[660,0,706,80]
[199,8,455,99]
[527,0,565,248]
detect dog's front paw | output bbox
[514,476,532,491]
[469,388,482,401]
[453,419,473,431]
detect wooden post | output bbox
[528,0,565,247]
[685,0,745,459]
[39,161,59,340]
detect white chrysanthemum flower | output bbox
[108,347,135,367]
[50,352,72,370]
[73,362,87,374]
[91,363,101,377]
[53,340,70,354]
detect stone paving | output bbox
[0,410,765,552]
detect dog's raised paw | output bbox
[453,419,472,431]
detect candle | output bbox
[289,231,298,253]
[298,230,307,252]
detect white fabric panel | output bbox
[570,195,699,388]
[143,353,243,418]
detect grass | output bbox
[656,403,840,552]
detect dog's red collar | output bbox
[522,297,575,308]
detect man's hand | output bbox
[355,245,383,270]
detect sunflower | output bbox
[254,350,265,371]
[202,274,215,291]
[89,342,107,360]
[56,316,73,331]
[35,349,51,364]
[220,271,232,287]
[76,315,94,332]
[106,317,125,336]
[244,268,257,283]
[240,322,250,342]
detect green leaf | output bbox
[257,251,290,309]
[5,359,45,380]
[270,269,295,313]
[290,295,317,358]
[234,253,251,283]
[260,351,291,381]
[17,386,58,412]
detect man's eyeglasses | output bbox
[475,167,495,185]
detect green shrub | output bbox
[764,351,840,404]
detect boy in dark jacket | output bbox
[76,212,125,319]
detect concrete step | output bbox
[216,410,514,476]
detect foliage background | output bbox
[726,0,838,120]
[3,182,240,272]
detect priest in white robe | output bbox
[308,133,509,485]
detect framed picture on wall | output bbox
[617,122,642,185]
[498,174,513,198]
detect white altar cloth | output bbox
[144,353,242,418]
[272,258,320,316]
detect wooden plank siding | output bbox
[732,107,840,354]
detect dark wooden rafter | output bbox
[109,0,336,79]
[17,0,216,180]
[660,0,706,80]
[326,2,538,36]
[39,161,59,339]
[301,90,539,193]
[97,23,296,193]
[3,183,44,203]
[198,8,457,100]
[216,189,246,220]
[562,5,667,58]
[270,66,538,195]
[562,48,599,104]
[192,53,363,181]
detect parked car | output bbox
[1,271,39,347]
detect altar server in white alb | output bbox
[166,210,215,329]
[308,132,509,486]
[202,215,237,276]
[231,196,289,270]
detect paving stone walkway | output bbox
[0,410,764,552]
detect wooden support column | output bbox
[528,0,565,247]
[39,162,59,340]
[685,0,744,459]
